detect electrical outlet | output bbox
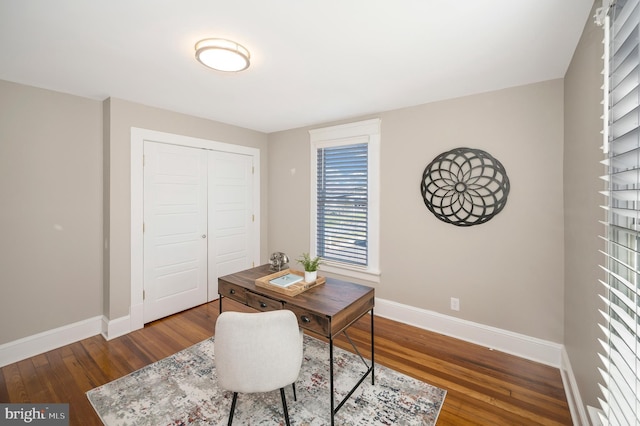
[450,297,460,311]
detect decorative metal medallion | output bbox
[420,147,510,227]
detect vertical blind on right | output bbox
[600,0,640,424]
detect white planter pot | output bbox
[304,271,317,283]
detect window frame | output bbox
[309,119,381,283]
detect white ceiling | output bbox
[0,0,594,133]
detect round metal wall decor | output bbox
[420,147,510,227]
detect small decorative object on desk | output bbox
[255,269,325,296]
[296,253,322,283]
[269,252,289,271]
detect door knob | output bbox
[202,234,206,238]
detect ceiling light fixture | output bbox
[195,38,250,72]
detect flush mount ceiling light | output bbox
[195,38,250,72]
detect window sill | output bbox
[320,262,381,284]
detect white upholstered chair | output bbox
[214,310,304,426]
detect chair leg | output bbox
[292,382,297,401]
[280,388,291,426]
[228,392,238,426]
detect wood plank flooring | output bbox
[0,299,572,425]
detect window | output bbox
[309,119,380,282]
[598,0,640,424]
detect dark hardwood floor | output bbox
[0,299,572,425]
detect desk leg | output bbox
[219,295,223,314]
[328,308,374,425]
[371,307,375,385]
[329,336,335,426]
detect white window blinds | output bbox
[316,143,368,266]
[600,0,640,424]
[309,118,381,282]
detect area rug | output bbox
[86,335,446,425]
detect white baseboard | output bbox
[130,302,144,332]
[375,297,563,367]
[101,314,133,341]
[0,316,102,368]
[560,347,589,426]
[0,312,141,367]
[100,303,145,341]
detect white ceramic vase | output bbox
[304,270,317,283]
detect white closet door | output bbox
[207,150,254,298]
[143,141,208,323]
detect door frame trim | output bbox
[130,127,260,331]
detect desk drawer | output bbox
[219,281,247,304]
[288,305,330,336]
[246,292,283,312]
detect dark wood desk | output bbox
[218,264,375,425]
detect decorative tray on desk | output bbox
[255,269,325,296]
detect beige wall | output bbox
[104,98,269,319]
[563,0,605,409]
[0,80,103,344]
[269,79,565,342]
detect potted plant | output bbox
[297,252,322,283]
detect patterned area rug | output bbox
[87,335,446,425]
